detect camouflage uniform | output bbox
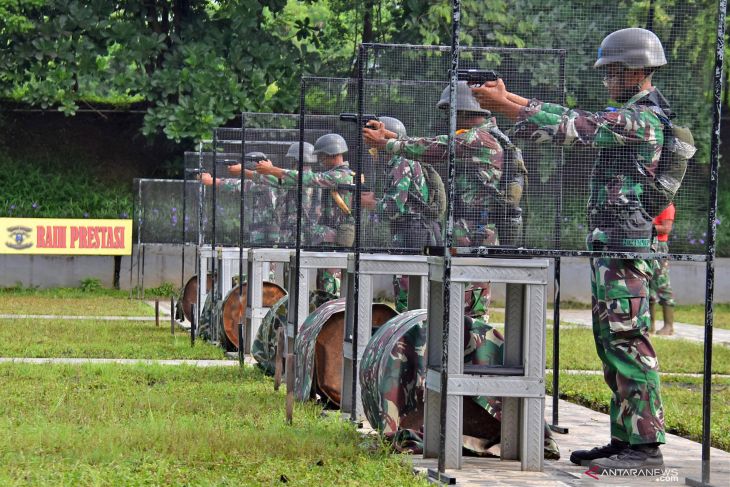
[384,121,508,320]
[359,310,559,457]
[260,165,354,296]
[649,204,675,306]
[376,155,442,249]
[514,89,667,445]
[252,294,288,375]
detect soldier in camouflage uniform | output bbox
[649,203,676,335]
[364,82,527,320]
[200,152,281,245]
[360,116,442,313]
[473,28,671,472]
[255,134,354,296]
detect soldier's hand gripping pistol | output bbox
[340,112,382,158]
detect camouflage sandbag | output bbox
[252,294,288,375]
[294,297,347,401]
[360,311,560,458]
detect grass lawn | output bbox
[0,287,156,316]
[0,318,225,360]
[548,373,730,451]
[672,303,730,330]
[0,364,425,486]
[545,327,730,375]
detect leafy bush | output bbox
[79,278,103,293]
[0,154,132,219]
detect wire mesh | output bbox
[358,5,715,260]
[295,78,360,252]
[134,178,199,245]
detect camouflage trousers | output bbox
[649,242,675,306]
[589,257,666,445]
[392,275,489,319]
[317,269,341,297]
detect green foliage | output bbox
[79,277,102,293]
[143,282,178,298]
[0,154,132,219]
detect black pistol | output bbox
[243,152,268,170]
[457,69,501,87]
[339,112,379,128]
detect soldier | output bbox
[650,202,676,335]
[200,152,280,246]
[363,81,527,320]
[472,28,673,472]
[255,134,355,296]
[360,116,444,312]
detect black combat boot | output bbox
[569,439,628,466]
[588,444,664,475]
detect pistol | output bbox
[185,167,204,176]
[458,69,501,87]
[243,152,268,170]
[339,112,379,128]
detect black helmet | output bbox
[594,28,667,70]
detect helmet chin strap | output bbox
[616,72,652,104]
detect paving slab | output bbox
[0,314,158,321]
[411,397,730,486]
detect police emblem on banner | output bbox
[6,226,34,250]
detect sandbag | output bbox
[295,299,397,406]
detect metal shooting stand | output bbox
[424,256,549,478]
[340,253,429,419]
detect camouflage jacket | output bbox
[384,120,505,243]
[376,155,430,221]
[259,164,355,230]
[514,89,667,251]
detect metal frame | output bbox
[340,253,429,420]
[424,256,549,472]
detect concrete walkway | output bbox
[492,307,730,347]
[412,396,730,486]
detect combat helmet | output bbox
[313,133,348,156]
[594,28,667,70]
[378,116,407,138]
[285,142,317,164]
[436,81,490,114]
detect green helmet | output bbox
[378,116,407,138]
[285,142,317,164]
[594,28,667,70]
[436,81,490,115]
[313,133,348,156]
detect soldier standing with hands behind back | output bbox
[471,28,683,474]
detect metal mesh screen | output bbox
[357,10,715,259]
[297,78,360,252]
[134,178,195,245]
[202,132,242,247]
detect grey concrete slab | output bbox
[0,314,158,321]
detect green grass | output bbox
[0,296,155,317]
[0,318,225,359]
[673,303,730,330]
[0,364,425,486]
[545,327,730,375]
[0,286,156,316]
[548,373,730,452]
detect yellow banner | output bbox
[0,218,132,255]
